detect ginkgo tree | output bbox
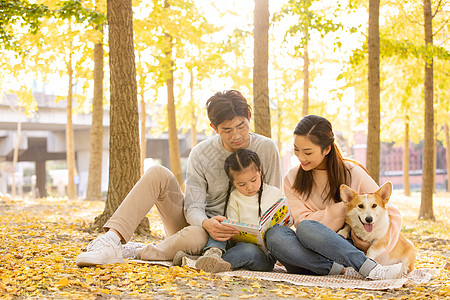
[273,0,343,118]
[132,0,218,189]
[341,0,449,216]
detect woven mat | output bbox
[131,260,437,290]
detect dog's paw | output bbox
[337,229,349,238]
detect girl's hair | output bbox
[223,149,264,217]
[292,115,351,203]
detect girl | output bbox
[265,115,404,280]
[182,149,281,272]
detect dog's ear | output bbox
[376,182,393,204]
[340,184,356,203]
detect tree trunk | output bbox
[86,29,104,201]
[253,0,271,138]
[166,67,184,190]
[303,43,310,117]
[94,0,150,235]
[366,0,381,184]
[189,69,197,147]
[11,107,22,199]
[419,0,435,220]
[403,114,410,196]
[140,90,146,176]
[66,41,77,200]
[444,122,450,192]
[164,0,184,190]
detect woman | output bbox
[265,115,403,280]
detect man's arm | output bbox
[184,149,209,226]
[184,146,239,240]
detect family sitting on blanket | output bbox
[76,90,403,280]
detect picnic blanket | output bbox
[130,260,437,290]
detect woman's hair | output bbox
[292,115,351,203]
[223,149,264,217]
[206,90,252,128]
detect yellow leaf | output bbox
[239,294,259,299]
[2,275,11,284]
[85,276,94,284]
[99,275,110,281]
[56,277,69,287]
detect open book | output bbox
[221,198,293,253]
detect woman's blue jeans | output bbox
[265,220,377,276]
[204,236,275,271]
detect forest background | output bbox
[1,0,449,229]
[1,1,450,299]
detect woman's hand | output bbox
[351,230,370,253]
[202,216,239,241]
[331,201,348,217]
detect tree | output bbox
[93,0,146,233]
[0,0,50,53]
[253,0,271,138]
[419,0,435,220]
[66,29,77,200]
[133,0,217,187]
[161,0,184,190]
[86,24,104,201]
[274,0,342,117]
[366,0,381,184]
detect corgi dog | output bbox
[337,182,416,273]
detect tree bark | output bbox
[11,107,22,199]
[303,42,310,117]
[66,40,77,200]
[419,0,435,220]
[189,69,197,147]
[253,0,271,138]
[166,66,184,190]
[403,114,410,196]
[366,0,381,184]
[86,28,104,201]
[164,0,184,190]
[94,0,150,234]
[140,90,146,177]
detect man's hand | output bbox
[202,216,240,241]
[351,230,370,253]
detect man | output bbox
[76,90,282,271]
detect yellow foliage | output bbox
[0,193,448,299]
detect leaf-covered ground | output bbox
[0,191,449,299]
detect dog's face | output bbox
[340,182,393,233]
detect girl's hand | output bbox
[202,216,240,241]
[351,230,370,253]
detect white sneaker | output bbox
[76,235,123,267]
[122,242,145,260]
[181,256,197,269]
[367,263,403,280]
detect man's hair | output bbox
[206,90,252,127]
